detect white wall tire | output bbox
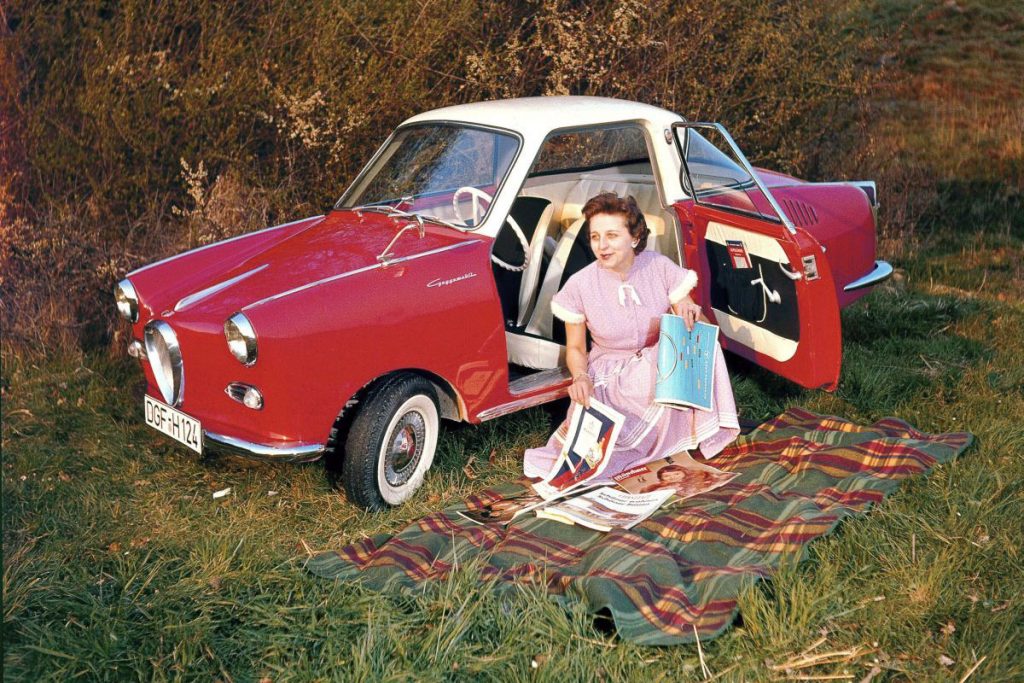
[375,394,438,506]
[342,374,440,510]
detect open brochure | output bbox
[461,452,736,531]
[655,316,719,411]
[531,397,624,501]
[613,450,738,499]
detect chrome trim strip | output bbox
[241,240,480,311]
[203,431,324,463]
[174,265,268,312]
[477,385,570,422]
[128,216,323,277]
[844,260,893,292]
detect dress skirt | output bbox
[523,341,740,481]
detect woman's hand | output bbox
[675,296,703,331]
[568,373,593,408]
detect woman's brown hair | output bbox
[581,192,650,254]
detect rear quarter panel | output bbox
[769,183,877,308]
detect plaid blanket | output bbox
[307,408,973,645]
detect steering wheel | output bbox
[453,186,530,272]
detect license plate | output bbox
[144,395,203,454]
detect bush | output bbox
[2,0,881,354]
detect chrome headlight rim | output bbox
[224,312,258,366]
[115,279,139,323]
[144,320,184,407]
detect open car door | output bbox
[672,123,842,390]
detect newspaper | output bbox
[534,486,676,531]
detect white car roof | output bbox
[403,96,683,137]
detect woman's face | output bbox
[658,467,687,484]
[589,212,635,274]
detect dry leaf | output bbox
[531,654,549,669]
[107,542,121,553]
[58,471,71,482]
[462,456,477,480]
[208,576,223,590]
[939,655,955,667]
[940,621,955,636]
[488,449,498,465]
[991,600,1010,613]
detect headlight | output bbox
[114,279,139,323]
[224,312,258,366]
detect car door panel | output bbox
[672,123,843,390]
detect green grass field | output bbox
[3,1,1022,680]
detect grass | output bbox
[4,0,1024,680]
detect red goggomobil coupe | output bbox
[115,96,891,509]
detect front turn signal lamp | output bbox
[114,279,139,323]
[224,312,258,366]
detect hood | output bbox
[163,211,473,319]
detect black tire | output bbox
[342,374,439,511]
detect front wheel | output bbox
[342,374,439,510]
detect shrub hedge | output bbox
[1,0,879,352]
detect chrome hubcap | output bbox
[384,411,425,486]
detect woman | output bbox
[523,192,739,481]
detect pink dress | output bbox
[523,251,740,480]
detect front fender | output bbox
[241,238,507,444]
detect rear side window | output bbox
[529,126,650,176]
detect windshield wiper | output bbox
[347,204,466,231]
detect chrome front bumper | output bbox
[844,260,893,292]
[204,430,325,463]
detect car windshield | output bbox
[338,124,520,228]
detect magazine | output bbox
[654,316,719,411]
[456,489,548,526]
[613,450,738,499]
[532,397,625,500]
[535,486,676,531]
[458,484,605,527]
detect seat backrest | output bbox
[491,196,552,326]
[516,202,555,326]
[524,215,589,340]
[521,175,677,342]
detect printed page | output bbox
[535,398,625,499]
[540,487,676,531]
[655,317,719,411]
[613,450,738,499]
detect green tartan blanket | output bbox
[307,408,973,645]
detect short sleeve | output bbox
[661,255,698,305]
[551,274,586,324]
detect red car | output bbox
[115,96,890,509]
